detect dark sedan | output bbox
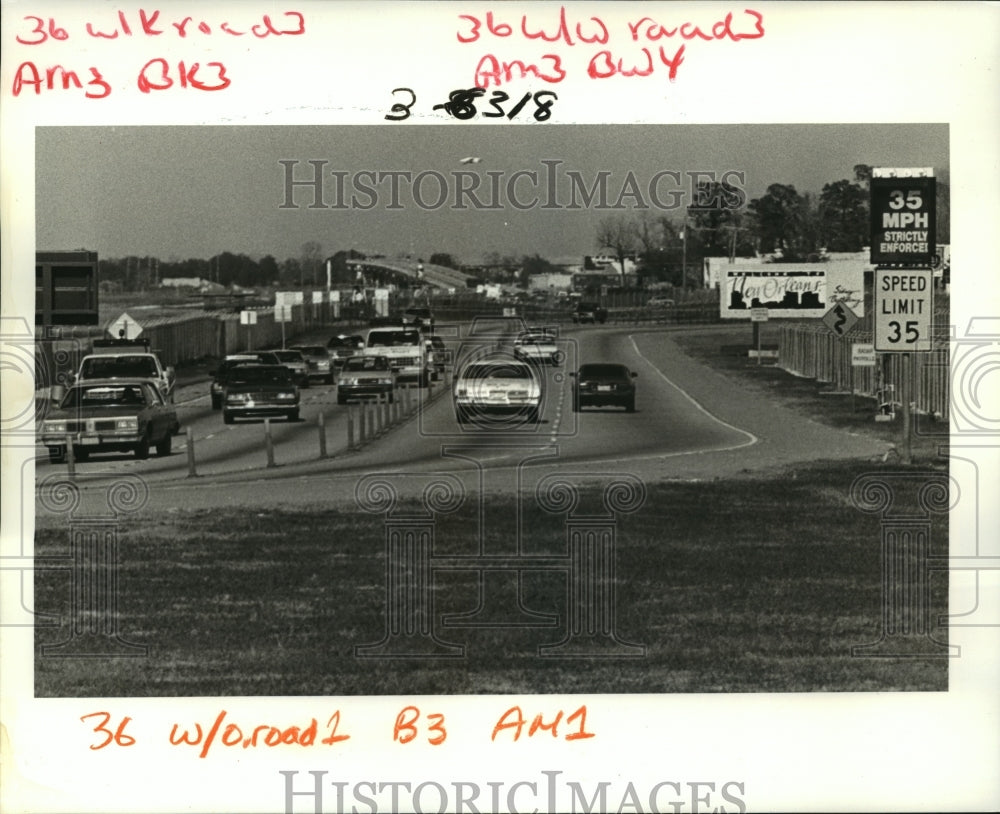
[222,365,300,424]
[570,363,637,412]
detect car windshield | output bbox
[271,351,303,362]
[579,364,628,379]
[294,346,326,355]
[462,363,532,380]
[218,360,258,375]
[344,357,390,372]
[329,335,363,348]
[227,366,293,385]
[368,330,421,347]
[61,384,150,408]
[81,356,158,378]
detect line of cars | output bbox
[39,315,640,463]
[40,339,183,463]
[209,320,448,424]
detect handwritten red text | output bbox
[458,7,765,86]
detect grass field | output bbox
[34,457,949,696]
[33,323,951,696]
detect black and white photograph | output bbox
[30,123,953,698]
[2,3,998,814]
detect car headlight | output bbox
[115,417,139,430]
[227,393,249,403]
[339,377,357,386]
[376,377,393,385]
[43,421,67,433]
[276,391,296,399]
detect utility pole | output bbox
[681,217,687,290]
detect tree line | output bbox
[595,164,950,287]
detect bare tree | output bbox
[595,215,639,283]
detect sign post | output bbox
[275,304,293,348]
[240,309,257,350]
[108,312,143,340]
[851,342,876,413]
[871,167,936,461]
[750,307,768,365]
[873,268,933,354]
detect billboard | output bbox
[719,265,864,320]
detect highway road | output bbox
[33,322,888,512]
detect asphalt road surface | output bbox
[33,324,888,514]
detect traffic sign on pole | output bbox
[874,268,933,352]
[822,303,858,337]
[108,312,143,340]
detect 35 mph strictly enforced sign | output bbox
[870,172,936,265]
[874,268,934,352]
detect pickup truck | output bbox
[572,301,608,324]
[361,326,433,386]
[74,341,176,402]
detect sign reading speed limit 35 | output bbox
[874,268,933,352]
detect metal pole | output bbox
[347,404,355,449]
[65,434,75,477]
[317,410,327,459]
[264,418,275,467]
[902,354,912,464]
[359,402,368,444]
[186,427,197,477]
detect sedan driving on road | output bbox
[210,354,263,409]
[291,345,335,384]
[571,363,637,412]
[512,331,562,366]
[453,358,542,425]
[328,334,366,368]
[222,365,300,424]
[263,348,311,387]
[40,378,180,462]
[336,355,396,404]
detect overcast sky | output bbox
[36,124,948,265]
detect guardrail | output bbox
[777,323,949,420]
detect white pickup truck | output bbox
[73,339,176,402]
[361,326,433,386]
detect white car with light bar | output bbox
[453,358,542,425]
[40,378,180,463]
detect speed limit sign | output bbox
[874,268,933,352]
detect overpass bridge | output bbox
[354,257,475,291]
